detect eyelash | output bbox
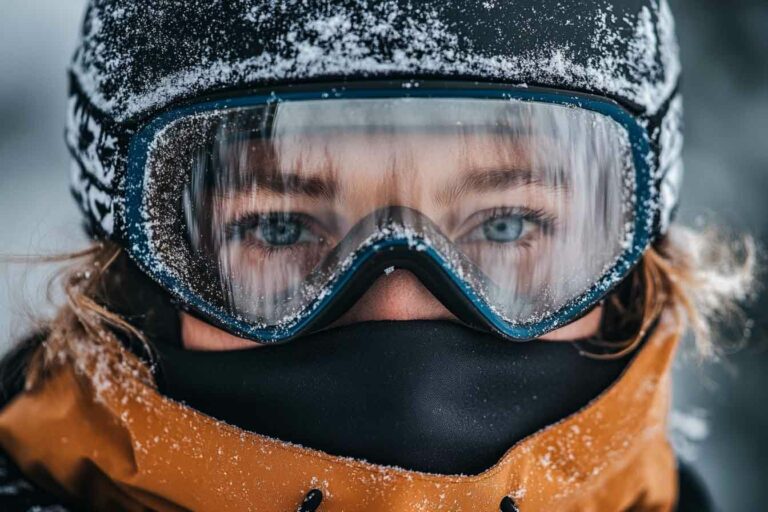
[224,212,320,249]
[467,206,556,242]
[224,206,555,254]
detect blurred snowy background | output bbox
[1,1,766,509]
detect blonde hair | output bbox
[584,226,758,360]
[8,224,759,390]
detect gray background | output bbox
[1,1,766,509]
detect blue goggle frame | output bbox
[124,82,655,343]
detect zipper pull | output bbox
[500,495,520,512]
[297,489,323,512]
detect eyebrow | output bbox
[214,171,338,200]
[435,167,558,205]
[257,172,337,199]
[208,137,339,199]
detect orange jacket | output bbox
[0,320,680,511]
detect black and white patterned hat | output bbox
[66,0,683,240]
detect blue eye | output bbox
[457,209,553,246]
[226,213,319,247]
[482,215,524,243]
[260,215,303,246]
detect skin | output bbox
[182,108,605,350]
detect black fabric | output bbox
[155,320,633,475]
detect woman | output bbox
[0,0,755,510]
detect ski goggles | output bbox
[124,84,654,343]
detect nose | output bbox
[332,269,457,325]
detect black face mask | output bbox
[154,320,633,475]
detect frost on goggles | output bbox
[143,98,635,331]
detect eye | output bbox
[226,213,321,248]
[260,215,304,246]
[458,208,554,245]
[482,215,525,243]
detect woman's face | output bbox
[183,128,603,350]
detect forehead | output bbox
[266,131,536,168]
[211,135,564,203]
[221,103,554,178]
[200,97,624,194]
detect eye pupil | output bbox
[262,216,302,246]
[483,215,524,242]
